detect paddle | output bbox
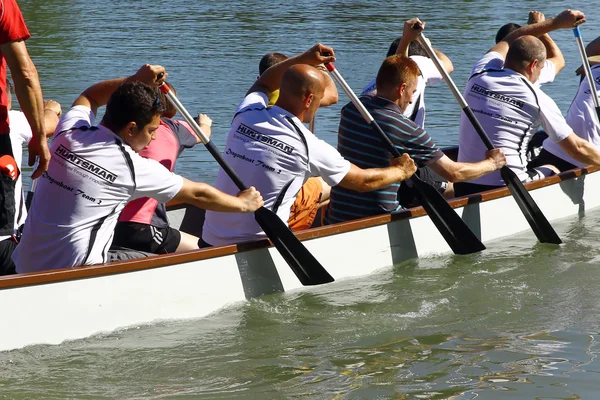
[323,62,486,255]
[573,26,600,123]
[158,83,334,286]
[414,28,562,245]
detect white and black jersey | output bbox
[458,53,571,186]
[13,106,183,273]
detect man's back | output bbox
[325,95,442,224]
[202,92,350,246]
[14,106,184,272]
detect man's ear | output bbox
[305,93,314,109]
[398,82,407,97]
[124,121,137,137]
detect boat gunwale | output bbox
[0,165,594,290]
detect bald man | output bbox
[201,44,417,247]
[456,9,600,196]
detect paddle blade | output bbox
[254,207,334,286]
[410,175,486,255]
[500,167,562,244]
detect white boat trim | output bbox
[0,165,596,352]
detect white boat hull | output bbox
[0,167,594,352]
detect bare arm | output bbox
[433,48,454,74]
[72,64,166,116]
[42,100,61,137]
[172,178,263,212]
[488,9,585,58]
[247,43,336,96]
[529,11,565,75]
[428,151,505,182]
[557,133,600,167]
[2,39,48,178]
[317,67,338,106]
[337,154,416,192]
[395,18,424,57]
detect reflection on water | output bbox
[3,0,600,398]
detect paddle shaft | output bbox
[573,26,600,122]
[160,86,246,191]
[415,30,561,244]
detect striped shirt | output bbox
[325,95,443,224]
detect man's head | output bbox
[505,36,547,83]
[375,55,420,112]
[258,52,288,76]
[277,64,325,122]
[386,37,428,58]
[102,81,165,152]
[495,23,521,43]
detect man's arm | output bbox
[315,66,338,106]
[171,178,263,212]
[72,64,167,116]
[428,150,505,182]
[433,49,454,74]
[557,133,600,167]
[247,43,336,96]
[336,154,417,192]
[396,18,424,57]
[488,9,585,58]
[42,100,61,137]
[2,39,48,178]
[529,11,565,75]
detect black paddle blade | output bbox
[410,175,486,255]
[500,167,562,244]
[254,207,334,286]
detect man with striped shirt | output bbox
[325,55,506,224]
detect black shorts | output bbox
[398,166,448,208]
[0,134,16,236]
[528,148,577,173]
[112,222,181,254]
[0,238,17,276]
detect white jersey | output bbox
[361,55,443,128]
[0,110,33,242]
[13,106,184,273]
[543,65,600,167]
[458,52,571,186]
[203,92,351,246]
[470,51,556,87]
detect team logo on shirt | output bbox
[54,145,117,183]
[470,83,524,109]
[235,123,295,155]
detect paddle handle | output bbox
[415,33,495,151]
[573,26,600,122]
[324,63,401,157]
[159,83,248,191]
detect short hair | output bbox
[259,52,288,76]
[495,23,521,43]
[103,81,165,132]
[386,37,429,58]
[162,82,177,118]
[505,36,546,70]
[375,55,420,93]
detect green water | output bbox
[2,0,600,398]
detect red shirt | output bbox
[0,0,31,134]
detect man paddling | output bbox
[201,44,417,247]
[530,34,600,172]
[324,51,506,224]
[456,9,600,196]
[13,65,264,273]
[361,18,454,129]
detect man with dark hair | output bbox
[13,65,264,273]
[112,82,210,254]
[202,44,418,246]
[456,10,600,196]
[361,18,454,129]
[259,52,288,76]
[492,11,565,87]
[324,54,506,224]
